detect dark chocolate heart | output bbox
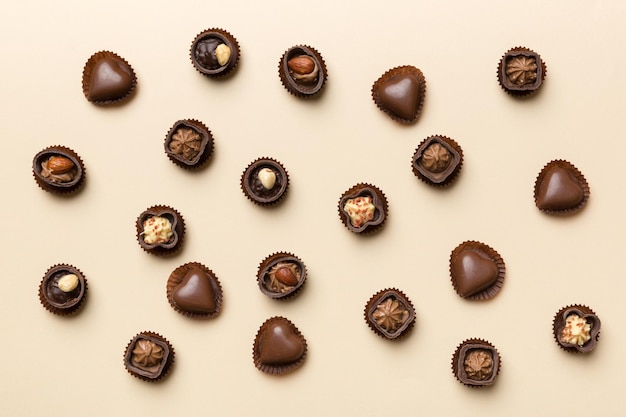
[88,57,134,101]
[536,167,584,210]
[172,267,217,313]
[378,75,420,121]
[258,320,305,365]
[451,251,499,297]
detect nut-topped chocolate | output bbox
[32,146,85,194]
[82,51,137,105]
[164,119,214,169]
[498,47,546,96]
[338,183,388,234]
[38,264,87,315]
[241,158,289,206]
[253,316,307,375]
[412,135,463,186]
[190,28,240,78]
[364,288,415,340]
[452,339,501,387]
[534,160,590,215]
[136,205,185,256]
[371,65,426,124]
[257,252,306,299]
[449,241,505,301]
[552,305,601,353]
[279,45,327,98]
[124,331,174,381]
[167,262,223,318]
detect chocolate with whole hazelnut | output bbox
[39,264,88,315]
[412,135,463,186]
[190,28,240,77]
[241,158,289,206]
[257,252,306,299]
[279,45,327,98]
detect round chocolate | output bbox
[364,288,415,340]
[279,45,327,98]
[32,146,85,194]
[166,262,223,318]
[136,205,185,256]
[412,135,463,186]
[534,160,590,215]
[257,252,307,299]
[552,305,601,353]
[241,158,289,206]
[253,316,307,375]
[338,183,388,234]
[371,65,426,124]
[82,51,137,105]
[39,264,87,315]
[452,339,501,387]
[190,28,240,77]
[164,119,214,169]
[449,241,505,301]
[124,331,174,381]
[497,47,546,96]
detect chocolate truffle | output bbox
[371,65,426,124]
[253,316,307,375]
[534,160,590,215]
[279,45,327,98]
[552,305,601,353]
[498,47,546,96]
[124,331,174,381]
[241,158,289,206]
[136,205,185,256]
[412,135,463,186]
[338,183,388,234]
[452,339,501,387]
[364,288,415,340]
[190,28,240,78]
[257,252,306,300]
[164,119,214,169]
[82,51,136,105]
[449,241,505,300]
[32,146,86,194]
[167,262,223,318]
[38,264,87,315]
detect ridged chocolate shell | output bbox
[552,304,601,353]
[123,331,174,382]
[338,183,388,234]
[32,145,86,195]
[136,205,185,256]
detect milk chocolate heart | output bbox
[82,51,136,104]
[254,317,307,374]
[534,160,589,214]
[450,241,505,300]
[167,262,222,317]
[372,65,425,123]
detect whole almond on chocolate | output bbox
[287,55,315,75]
[47,156,75,174]
[275,266,298,286]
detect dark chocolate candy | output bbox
[39,264,87,315]
[32,146,85,194]
[279,45,327,98]
[338,183,388,234]
[498,47,546,96]
[371,65,426,123]
[136,205,185,256]
[124,331,174,381]
[190,28,240,77]
[257,252,307,300]
[253,317,307,374]
[412,135,463,186]
[364,288,415,340]
[552,305,601,353]
[167,262,222,317]
[82,51,136,104]
[164,119,214,169]
[534,160,589,215]
[452,339,500,387]
[450,241,505,300]
[241,158,289,206]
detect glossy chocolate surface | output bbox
[365,289,415,340]
[241,158,289,205]
[124,332,173,381]
[412,135,463,185]
[39,264,87,314]
[190,28,239,77]
[372,65,425,123]
[450,241,505,300]
[167,262,222,317]
[279,45,327,97]
[453,340,500,387]
[82,51,136,104]
[498,47,545,95]
[136,206,184,255]
[338,183,387,234]
[164,119,213,168]
[534,160,589,214]
[552,306,601,353]
[254,317,307,374]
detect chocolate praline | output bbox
[124,331,174,381]
[552,305,601,353]
[136,205,185,256]
[452,339,501,387]
[371,65,426,124]
[253,316,307,375]
[449,241,505,301]
[364,288,415,340]
[190,28,240,78]
[257,252,307,300]
[32,146,85,194]
[279,45,327,98]
[82,51,137,105]
[412,135,463,186]
[38,264,87,315]
[241,158,289,206]
[166,262,223,318]
[338,183,388,234]
[534,160,590,215]
[164,119,214,169]
[498,47,546,96]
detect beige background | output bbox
[1,0,625,415]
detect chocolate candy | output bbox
[167,262,223,318]
[364,288,415,340]
[449,241,505,300]
[253,316,307,374]
[552,305,601,353]
[32,146,85,194]
[534,160,590,215]
[279,45,327,98]
[371,65,426,123]
[124,331,174,381]
[498,47,546,96]
[190,28,240,77]
[412,135,463,186]
[136,205,185,256]
[164,119,214,169]
[257,252,307,299]
[82,51,136,104]
[452,339,501,387]
[241,158,289,206]
[338,183,388,234]
[38,264,87,315]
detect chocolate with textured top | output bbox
[412,135,463,186]
[39,264,87,315]
[136,205,185,255]
[372,65,426,123]
[167,262,222,317]
[364,288,415,340]
[124,332,174,381]
[253,317,307,374]
[534,160,589,215]
[498,47,545,96]
[32,146,85,194]
[552,305,601,353]
[279,45,327,97]
[82,51,136,104]
[241,158,289,206]
[450,241,505,300]
[164,119,214,168]
[190,28,240,77]
[452,339,500,387]
[338,183,388,234]
[257,253,306,299]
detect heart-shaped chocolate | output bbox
[372,65,425,123]
[82,51,136,104]
[172,267,217,313]
[450,241,505,300]
[535,160,588,213]
[254,317,307,374]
